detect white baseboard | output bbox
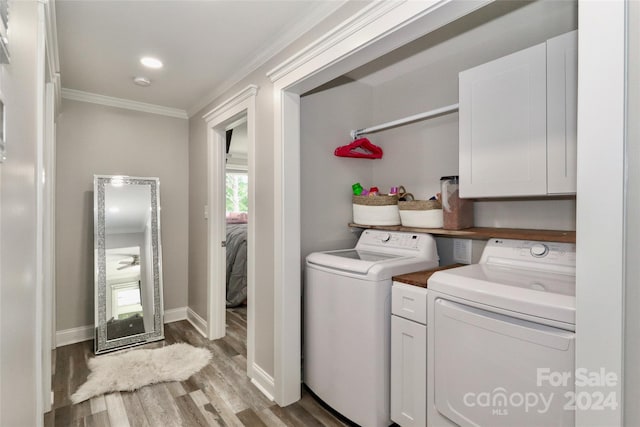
[164,307,188,323]
[187,308,208,338]
[250,363,275,401]
[56,325,94,347]
[56,306,190,347]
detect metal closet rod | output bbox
[350,103,459,139]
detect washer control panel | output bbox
[355,230,439,260]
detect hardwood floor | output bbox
[45,307,348,427]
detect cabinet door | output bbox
[391,316,426,427]
[547,30,578,194]
[459,43,547,197]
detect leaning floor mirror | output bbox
[94,175,164,354]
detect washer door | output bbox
[433,298,575,427]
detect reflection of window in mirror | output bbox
[112,282,142,319]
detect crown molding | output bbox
[187,0,348,117]
[61,88,188,119]
[202,85,258,123]
[266,1,403,83]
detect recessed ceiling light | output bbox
[133,76,151,87]
[140,56,163,69]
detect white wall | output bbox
[56,99,189,332]
[300,78,373,260]
[0,1,43,424]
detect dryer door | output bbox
[433,298,575,427]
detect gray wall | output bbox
[625,0,640,424]
[0,2,41,424]
[300,78,373,261]
[56,99,189,331]
[188,0,371,379]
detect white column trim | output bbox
[575,1,625,426]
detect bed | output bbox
[226,214,248,307]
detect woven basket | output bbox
[398,200,442,211]
[352,194,398,206]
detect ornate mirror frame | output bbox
[94,175,164,354]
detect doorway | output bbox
[203,85,262,392]
[223,116,250,364]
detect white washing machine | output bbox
[304,230,439,427]
[427,238,576,427]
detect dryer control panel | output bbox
[480,238,576,275]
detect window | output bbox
[226,172,248,213]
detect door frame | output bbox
[203,84,259,381]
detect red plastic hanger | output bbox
[334,137,383,159]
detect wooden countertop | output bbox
[349,223,576,243]
[393,264,466,288]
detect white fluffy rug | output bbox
[71,343,212,403]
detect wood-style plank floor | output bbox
[44,307,348,427]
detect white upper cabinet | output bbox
[459,30,578,198]
[547,31,578,194]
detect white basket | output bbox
[398,199,443,228]
[352,204,401,226]
[399,209,443,228]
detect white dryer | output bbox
[304,230,439,427]
[427,238,576,427]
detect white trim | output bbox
[204,84,258,385]
[266,1,402,82]
[36,3,47,421]
[186,1,347,117]
[202,85,259,122]
[61,88,188,119]
[250,363,275,401]
[56,325,94,347]
[187,308,208,338]
[269,0,492,406]
[575,1,625,425]
[164,307,188,323]
[56,307,191,347]
[43,0,61,111]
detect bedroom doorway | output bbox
[203,85,258,387]
[224,116,250,358]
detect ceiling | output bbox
[105,184,152,234]
[55,0,346,115]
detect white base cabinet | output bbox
[391,283,427,427]
[459,30,577,198]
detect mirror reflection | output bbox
[94,175,164,353]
